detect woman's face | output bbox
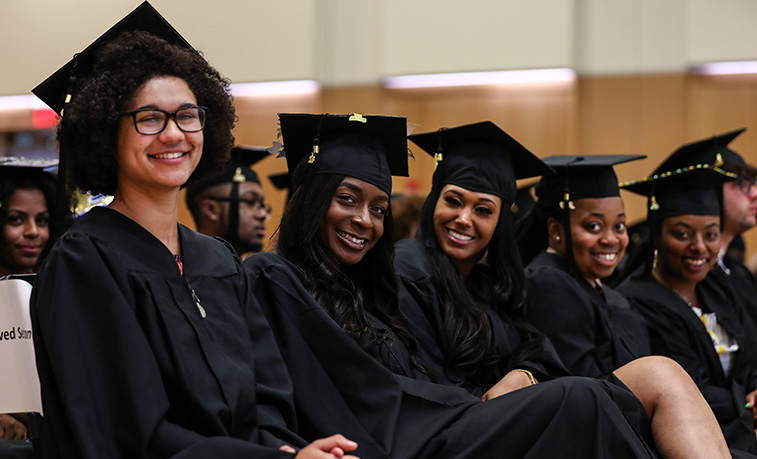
[655,214,720,286]
[318,177,389,266]
[116,76,203,195]
[567,197,628,281]
[433,184,502,277]
[0,188,49,275]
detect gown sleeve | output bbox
[31,233,293,458]
[526,266,603,377]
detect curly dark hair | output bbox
[60,30,235,195]
[416,168,544,388]
[722,161,757,182]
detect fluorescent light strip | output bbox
[0,95,49,111]
[231,80,320,97]
[0,80,321,111]
[383,68,576,89]
[690,61,757,76]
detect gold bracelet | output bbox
[512,369,537,385]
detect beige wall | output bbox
[4,1,757,96]
[3,1,757,254]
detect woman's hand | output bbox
[280,434,359,458]
[482,370,537,401]
[0,413,27,441]
[745,389,757,427]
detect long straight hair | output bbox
[417,180,544,387]
[277,172,431,374]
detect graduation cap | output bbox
[649,129,746,173]
[532,154,645,275]
[0,158,59,211]
[31,1,194,227]
[620,165,735,274]
[279,113,409,195]
[32,1,192,116]
[185,145,272,206]
[534,155,646,208]
[0,157,58,175]
[511,183,536,221]
[269,172,292,192]
[408,121,554,203]
[621,165,735,220]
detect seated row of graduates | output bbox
[28,4,755,458]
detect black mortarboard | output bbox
[530,155,644,276]
[279,113,409,195]
[622,166,735,220]
[0,157,59,175]
[650,129,746,173]
[269,172,292,192]
[511,183,536,220]
[185,146,271,206]
[409,121,553,203]
[535,155,646,207]
[31,1,194,230]
[32,1,192,115]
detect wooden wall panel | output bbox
[7,73,757,259]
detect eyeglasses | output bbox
[122,106,208,135]
[737,176,757,195]
[209,197,272,221]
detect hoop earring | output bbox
[653,249,658,269]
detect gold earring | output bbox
[653,249,658,269]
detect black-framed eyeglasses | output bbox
[122,105,208,135]
[737,176,757,195]
[209,197,272,220]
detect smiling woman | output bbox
[618,167,757,454]
[514,154,651,378]
[243,115,670,458]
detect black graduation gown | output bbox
[617,269,757,454]
[393,239,571,394]
[709,254,757,339]
[525,251,650,377]
[245,252,660,459]
[30,207,303,458]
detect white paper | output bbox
[0,279,42,414]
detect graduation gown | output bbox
[244,251,660,459]
[30,207,303,458]
[617,269,757,454]
[525,251,650,377]
[393,239,571,394]
[709,253,757,338]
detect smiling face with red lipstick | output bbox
[654,214,720,289]
[433,184,502,279]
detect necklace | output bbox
[671,288,699,308]
[652,269,699,308]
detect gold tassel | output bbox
[232,167,246,183]
[650,195,660,211]
[308,144,319,164]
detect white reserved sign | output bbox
[0,279,42,414]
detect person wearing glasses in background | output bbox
[186,145,273,257]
